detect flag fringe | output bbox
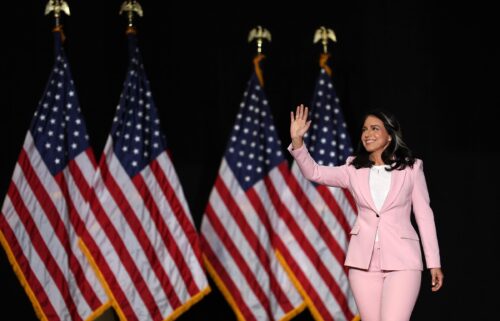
[279,301,307,321]
[80,238,209,321]
[275,249,360,321]
[203,255,246,321]
[79,238,128,321]
[85,300,113,321]
[0,229,48,321]
[163,286,211,321]
[203,254,306,321]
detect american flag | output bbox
[275,60,359,321]
[200,56,305,321]
[0,32,109,321]
[79,34,210,321]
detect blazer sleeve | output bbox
[288,143,350,189]
[411,159,441,268]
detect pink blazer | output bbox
[289,144,441,271]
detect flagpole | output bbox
[248,26,271,87]
[44,0,70,41]
[119,0,144,34]
[314,26,337,76]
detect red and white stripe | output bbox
[82,138,209,321]
[274,162,358,321]
[0,133,108,321]
[201,159,304,321]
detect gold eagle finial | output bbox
[119,0,144,28]
[44,0,70,27]
[314,26,337,53]
[248,26,272,54]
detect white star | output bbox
[132,161,138,167]
[45,143,51,149]
[245,176,250,181]
[57,146,62,152]
[69,91,74,97]
[73,131,79,137]
[55,158,60,164]
[133,149,139,154]
[122,146,128,152]
[71,143,77,149]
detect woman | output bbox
[289,104,443,321]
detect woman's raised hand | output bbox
[290,104,311,149]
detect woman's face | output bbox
[361,115,391,154]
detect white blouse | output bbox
[369,165,392,242]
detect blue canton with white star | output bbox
[225,73,284,190]
[304,68,353,166]
[30,33,90,175]
[111,36,167,178]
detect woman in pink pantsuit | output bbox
[289,105,444,321]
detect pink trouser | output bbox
[348,242,421,321]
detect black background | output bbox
[1,1,498,320]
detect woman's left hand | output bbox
[430,268,444,292]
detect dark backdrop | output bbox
[1,1,498,320]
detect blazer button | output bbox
[376,213,380,217]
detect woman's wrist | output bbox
[291,137,304,150]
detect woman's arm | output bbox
[289,105,350,188]
[411,159,444,291]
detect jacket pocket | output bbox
[349,225,360,235]
[399,230,420,241]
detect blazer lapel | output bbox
[355,167,378,212]
[379,168,407,212]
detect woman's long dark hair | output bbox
[350,110,415,170]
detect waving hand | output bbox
[290,104,312,149]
